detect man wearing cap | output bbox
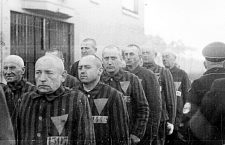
[17,55,95,145]
[101,45,149,145]
[1,55,35,139]
[45,49,80,89]
[189,77,225,145]
[186,41,225,145]
[162,51,191,145]
[186,42,225,118]
[70,38,97,79]
[142,48,176,145]
[78,55,130,145]
[123,44,162,145]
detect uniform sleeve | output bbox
[76,94,96,145]
[181,72,191,104]
[110,92,130,145]
[131,76,149,139]
[143,72,162,137]
[0,86,15,145]
[162,68,177,124]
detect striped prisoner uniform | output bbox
[79,82,130,145]
[0,85,15,145]
[0,79,35,138]
[17,86,95,145]
[126,65,162,145]
[101,69,149,139]
[169,66,191,128]
[143,62,176,145]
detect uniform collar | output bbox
[101,69,124,82]
[143,62,157,69]
[32,85,66,101]
[169,66,178,72]
[7,79,26,91]
[79,82,104,98]
[125,65,141,75]
[203,67,225,76]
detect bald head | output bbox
[162,51,177,69]
[142,47,157,63]
[35,55,66,93]
[3,55,25,83]
[36,55,64,73]
[79,55,102,69]
[4,55,24,68]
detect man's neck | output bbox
[126,63,139,72]
[207,64,224,70]
[83,78,100,92]
[106,69,120,77]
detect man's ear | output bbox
[98,67,103,76]
[61,70,68,83]
[21,67,26,75]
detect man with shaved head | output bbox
[78,55,130,145]
[162,51,191,145]
[1,55,35,140]
[101,45,149,144]
[123,44,162,145]
[142,48,176,145]
[17,55,95,145]
[70,38,97,78]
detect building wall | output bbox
[0,0,146,82]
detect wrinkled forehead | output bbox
[4,59,24,68]
[124,46,139,54]
[35,57,64,73]
[81,41,95,48]
[103,48,122,58]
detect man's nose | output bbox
[39,73,47,82]
[5,68,12,74]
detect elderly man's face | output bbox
[142,49,155,63]
[102,48,121,74]
[162,54,176,68]
[3,62,24,83]
[35,58,65,93]
[123,46,140,67]
[81,41,96,57]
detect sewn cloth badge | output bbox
[123,96,131,103]
[120,81,130,93]
[47,136,68,145]
[94,98,108,115]
[92,116,108,123]
[51,114,68,135]
[174,82,181,91]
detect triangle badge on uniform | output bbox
[94,98,108,115]
[174,82,181,91]
[120,81,130,93]
[51,114,68,135]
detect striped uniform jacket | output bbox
[0,79,35,138]
[79,82,130,145]
[17,86,95,145]
[143,62,176,124]
[63,74,80,89]
[126,65,162,140]
[101,69,149,139]
[169,66,191,128]
[0,86,15,145]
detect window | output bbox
[122,0,138,14]
[10,11,74,83]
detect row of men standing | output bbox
[1,38,224,145]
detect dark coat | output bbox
[187,67,225,118]
[190,78,225,145]
[69,61,79,78]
